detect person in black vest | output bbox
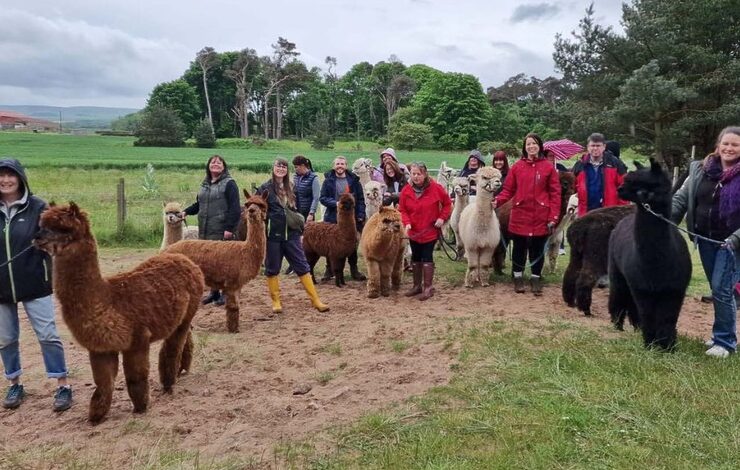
[181,155,241,305]
[0,158,73,412]
[285,155,320,275]
[319,156,367,282]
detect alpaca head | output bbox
[377,206,403,234]
[618,158,672,209]
[35,202,93,256]
[337,192,356,213]
[559,171,576,201]
[163,201,184,226]
[566,194,579,216]
[473,167,503,195]
[451,176,470,198]
[352,158,373,176]
[242,189,268,224]
[364,181,385,205]
[437,161,456,184]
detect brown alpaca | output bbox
[34,203,205,423]
[160,201,197,252]
[493,171,575,274]
[165,190,267,332]
[360,207,407,298]
[302,193,359,287]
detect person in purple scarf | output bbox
[672,126,740,358]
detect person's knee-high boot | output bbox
[348,250,367,281]
[419,262,436,301]
[405,262,423,296]
[267,276,282,313]
[299,274,330,312]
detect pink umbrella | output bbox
[543,139,584,160]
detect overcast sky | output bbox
[0,0,623,109]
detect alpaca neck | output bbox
[163,221,183,246]
[453,195,468,214]
[475,190,493,214]
[53,239,107,307]
[338,209,355,230]
[634,202,672,255]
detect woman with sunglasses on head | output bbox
[398,161,452,301]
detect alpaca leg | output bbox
[305,252,320,283]
[159,322,192,392]
[480,248,494,287]
[547,240,558,275]
[333,257,347,287]
[179,329,193,375]
[379,262,392,297]
[464,262,474,288]
[637,292,682,351]
[574,258,600,316]
[224,288,240,333]
[367,260,381,298]
[88,351,119,424]
[608,267,638,331]
[122,343,150,413]
[391,249,404,290]
[562,249,583,307]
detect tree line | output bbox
[116,0,740,168]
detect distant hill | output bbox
[0,105,140,129]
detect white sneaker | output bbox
[705,345,730,358]
[559,248,566,255]
[704,339,714,347]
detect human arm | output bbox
[319,179,337,210]
[223,180,241,238]
[495,163,517,207]
[670,170,691,224]
[438,184,453,222]
[309,177,321,218]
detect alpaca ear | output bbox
[49,201,56,207]
[649,158,662,173]
[634,161,645,170]
[243,189,251,200]
[68,201,80,215]
[260,190,269,201]
[162,201,167,208]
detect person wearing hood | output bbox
[0,158,73,412]
[372,148,408,183]
[181,155,241,305]
[458,150,486,195]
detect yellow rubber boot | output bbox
[299,274,330,312]
[267,276,282,314]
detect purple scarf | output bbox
[704,155,740,230]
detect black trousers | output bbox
[410,240,436,263]
[510,234,548,276]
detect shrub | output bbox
[478,141,519,159]
[194,119,216,148]
[134,105,186,147]
[309,114,334,150]
[389,122,433,151]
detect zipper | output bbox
[43,259,49,282]
[4,221,17,303]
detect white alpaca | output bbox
[160,202,198,252]
[546,193,579,274]
[449,176,471,259]
[458,167,503,287]
[435,161,456,193]
[364,181,385,220]
[352,158,374,188]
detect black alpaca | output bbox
[608,159,692,350]
[562,205,634,315]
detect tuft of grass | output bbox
[319,342,343,356]
[390,340,410,353]
[315,370,337,386]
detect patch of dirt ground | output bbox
[0,249,717,466]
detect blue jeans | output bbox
[697,240,740,352]
[0,295,68,380]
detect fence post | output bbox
[117,177,126,235]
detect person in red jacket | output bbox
[495,133,561,296]
[398,161,452,301]
[571,133,628,216]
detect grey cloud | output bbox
[510,3,560,23]
[0,8,188,106]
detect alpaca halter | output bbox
[640,203,726,247]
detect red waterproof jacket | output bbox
[399,179,452,243]
[572,153,628,216]
[495,157,561,237]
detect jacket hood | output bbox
[0,157,31,195]
[462,150,486,171]
[379,147,398,163]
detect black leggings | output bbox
[410,240,436,263]
[510,234,548,276]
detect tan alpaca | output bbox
[360,207,407,298]
[435,161,456,193]
[449,176,471,259]
[160,202,197,252]
[458,167,502,287]
[352,157,374,188]
[364,180,385,220]
[547,192,579,274]
[35,203,205,423]
[165,190,267,333]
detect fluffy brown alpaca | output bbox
[35,203,204,423]
[160,201,198,252]
[493,171,575,274]
[360,206,407,298]
[302,193,359,287]
[165,190,268,332]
